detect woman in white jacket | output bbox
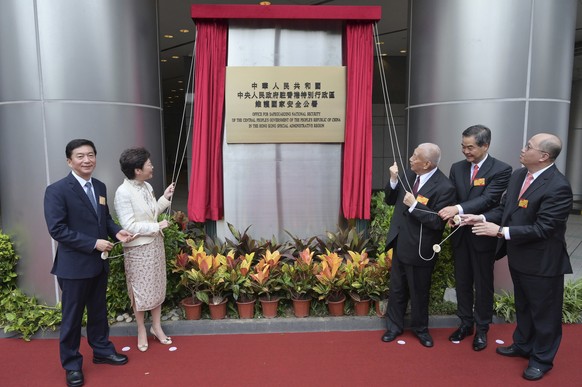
[114,147,175,352]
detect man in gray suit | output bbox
[463,133,573,381]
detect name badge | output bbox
[99,196,106,205]
[518,199,528,208]
[473,178,485,187]
[416,195,429,205]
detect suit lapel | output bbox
[418,170,441,208]
[506,169,529,218]
[68,173,98,219]
[462,161,472,194]
[521,165,554,199]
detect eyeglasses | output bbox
[523,143,548,154]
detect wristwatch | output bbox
[496,226,504,239]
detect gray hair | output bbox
[418,143,441,167]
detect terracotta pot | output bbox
[208,297,228,320]
[292,298,311,318]
[375,299,389,317]
[236,299,256,319]
[259,297,279,319]
[353,299,371,316]
[327,296,346,316]
[181,297,202,320]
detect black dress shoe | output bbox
[472,332,487,351]
[448,325,474,341]
[93,352,128,365]
[496,344,529,358]
[381,330,401,343]
[415,331,434,347]
[523,366,545,381]
[65,370,84,387]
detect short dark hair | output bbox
[65,139,96,159]
[462,125,491,147]
[119,147,151,179]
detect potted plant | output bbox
[250,249,283,318]
[281,248,316,317]
[344,249,374,316]
[178,241,230,319]
[174,248,203,320]
[368,250,392,317]
[225,252,256,318]
[313,250,347,316]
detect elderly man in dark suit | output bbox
[438,125,511,351]
[463,133,573,381]
[44,139,133,387]
[381,143,456,347]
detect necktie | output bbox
[470,164,479,184]
[518,173,533,199]
[85,181,98,212]
[412,176,420,196]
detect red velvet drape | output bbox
[342,22,374,220]
[187,21,227,222]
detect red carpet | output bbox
[1,324,581,386]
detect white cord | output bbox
[101,233,142,260]
[165,42,197,216]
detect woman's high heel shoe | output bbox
[137,333,149,352]
[150,327,172,345]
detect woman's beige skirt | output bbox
[124,235,166,311]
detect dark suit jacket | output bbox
[449,155,512,252]
[384,169,456,267]
[484,165,572,276]
[44,172,121,279]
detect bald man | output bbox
[462,133,573,381]
[381,143,456,348]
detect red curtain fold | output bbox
[343,22,374,220]
[187,21,227,222]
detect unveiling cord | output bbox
[165,42,197,216]
[101,233,142,260]
[374,23,413,193]
[374,23,462,259]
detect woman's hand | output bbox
[164,182,175,200]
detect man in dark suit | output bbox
[381,143,456,347]
[463,133,573,381]
[438,125,511,351]
[44,139,133,387]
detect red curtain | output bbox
[343,22,374,220]
[187,21,227,222]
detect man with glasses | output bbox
[462,133,573,381]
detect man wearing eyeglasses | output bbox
[461,133,573,381]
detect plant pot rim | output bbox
[259,295,280,302]
[327,294,346,303]
[208,296,228,306]
[181,296,202,306]
[349,294,372,302]
[236,298,256,304]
